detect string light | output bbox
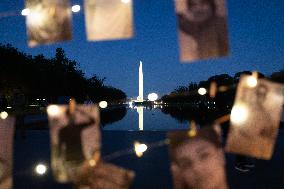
[0,111,8,119]
[47,105,60,117]
[134,141,148,157]
[198,87,207,95]
[21,8,30,16]
[35,163,47,175]
[121,0,131,4]
[230,103,248,125]
[246,75,258,88]
[71,5,81,13]
[99,101,108,108]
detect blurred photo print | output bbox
[0,117,15,189]
[168,125,228,189]
[25,0,72,47]
[226,76,284,160]
[47,104,101,183]
[175,0,229,62]
[75,160,135,189]
[84,0,133,41]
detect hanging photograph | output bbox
[175,0,229,62]
[25,0,72,47]
[226,76,284,160]
[84,0,133,41]
[76,161,135,189]
[168,125,228,189]
[47,104,101,183]
[0,117,15,189]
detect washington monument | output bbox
[137,61,143,102]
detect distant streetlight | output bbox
[147,93,158,101]
[71,5,81,13]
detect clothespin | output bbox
[245,71,258,88]
[209,82,217,98]
[188,120,197,137]
[89,151,101,167]
[69,98,76,115]
[214,114,230,125]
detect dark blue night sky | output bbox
[0,0,283,98]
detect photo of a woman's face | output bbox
[186,0,213,22]
[174,139,224,189]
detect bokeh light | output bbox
[134,141,147,157]
[198,88,207,95]
[147,93,158,101]
[230,103,249,125]
[99,101,108,108]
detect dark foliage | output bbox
[0,44,126,104]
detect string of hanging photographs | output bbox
[1,73,284,189]
[1,0,230,62]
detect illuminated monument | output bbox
[137,61,143,102]
[137,61,144,130]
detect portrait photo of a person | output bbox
[26,0,72,47]
[226,77,284,160]
[0,117,14,189]
[85,0,133,41]
[48,104,101,183]
[175,0,229,62]
[168,125,228,189]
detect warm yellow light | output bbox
[21,8,30,16]
[198,88,207,95]
[47,105,60,117]
[35,164,47,175]
[71,5,81,13]
[148,93,158,101]
[99,101,108,108]
[89,159,96,167]
[246,76,258,88]
[134,141,148,157]
[188,129,197,137]
[230,103,249,125]
[0,111,8,120]
[121,0,131,4]
[28,10,45,26]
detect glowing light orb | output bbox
[230,103,249,125]
[71,5,81,13]
[99,101,108,108]
[246,76,258,88]
[147,93,158,101]
[47,105,60,117]
[134,142,147,157]
[198,88,207,95]
[121,0,130,4]
[35,164,47,175]
[89,159,97,167]
[0,111,8,120]
[21,8,30,16]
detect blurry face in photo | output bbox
[185,0,214,22]
[171,137,225,189]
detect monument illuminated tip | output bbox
[137,61,143,102]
